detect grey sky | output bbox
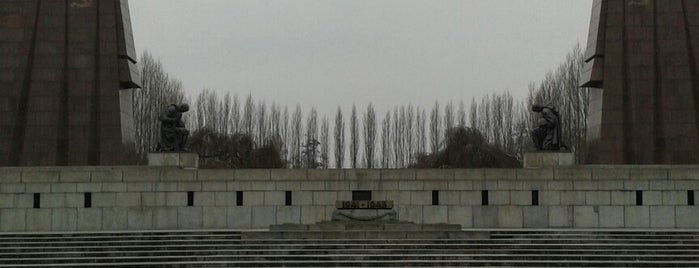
[130,0,592,117]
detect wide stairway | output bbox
[0,229,698,267]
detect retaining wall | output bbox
[0,166,698,231]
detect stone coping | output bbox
[1,165,698,183]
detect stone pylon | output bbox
[581,0,699,164]
[0,0,140,166]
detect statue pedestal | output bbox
[148,152,199,169]
[523,151,574,168]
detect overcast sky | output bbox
[130,0,592,117]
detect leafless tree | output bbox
[415,108,427,157]
[305,108,318,168]
[256,100,267,145]
[363,103,377,168]
[333,107,345,168]
[381,111,391,168]
[320,116,330,168]
[430,101,441,153]
[281,106,290,166]
[349,105,359,168]
[444,101,454,145]
[290,105,303,168]
[457,100,466,127]
[242,94,254,137]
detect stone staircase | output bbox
[0,229,698,267]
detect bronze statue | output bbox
[157,104,190,152]
[531,104,566,151]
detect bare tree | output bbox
[381,111,391,168]
[256,100,267,145]
[444,101,454,146]
[304,108,318,168]
[457,100,466,127]
[349,105,359,168]
[320,116,329,168]
[281,106,290,166]
[430,101,441,153]
[363,103,377,168]
[291,105,303,168]
[230,93,240,134]
[333,107,345,168]
[242,94,254,137]
[415,108,426,157]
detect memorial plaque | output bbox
[336,200,394,210]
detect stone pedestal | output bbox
[523,151,574,168]
[148,152,199,169]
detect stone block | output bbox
[454,169,485,180]
[26,209,51,231]
[243,191,264,206]
[177,182,201,191]
[270,169,306,181]
[77,208,101,230]
[540,191,561,205]
[102,183,127,192]
[410,191,431,205]
[122,167,161,182]
[585,191,611,205]
[0,209,25,231]
[202,182,226,192]
[236,169,270,181]
[385,191,411,204]
[127,208,153,230]
[472,206,498,228]
[13,194,33,208]
[484,169,516,180]
[676,206,699,228]
[498,206,523,228]
[59,170,91,182]
[91,170,123,182]
[308,169,344,180]
[26,183,50,193]
[398,205,424,224]
[197,169,235,181]
[252,206,276,228]
[547,181,573,190]
[155,182,178,192]
[560,191,586,205]
[441,191,460,205]
[292,191,313,205]
[669,168,699,180]
[376,180,397,191]
[516,168,554,180]
[115,193,140,207]
[381,169,416,180]
[523,152,574,168]
[448,180,473,190]
[214,192,235,206]
[472,180,498,190]
[490,191,510,205]
[598,180,624,190]
[22,170,60,183]
[263,191,285,205]
[161,169,196,181]
[399,181,423,191]
[624,180,649,190]
[194,192,215,206]
[41,193,65,208]
[460,191,481,205]
[0,183,25,193]
[276,206,301,224]
[102,208,127,230]
[417,169,454,180]
[166,192,186,206]
[523,206,548,228]
[509,191,530,205]
[344,169,380,180]
[624,206,650,228]
[629,168,668,180]
[147,153,198,169]
[276,181,301,191]
[51,183,77,193]
[447,205,472,227]
[573,206,598,228]
[0,194,13,208]
[203,207,227,229]
[674,180,699,190]
[0,169,21,182]
[76,183,102,193]
[598,206,624,228]
[52,208,77,231]
[574,181,598,190]
[312,191,338,205]
[153,208,178,229]
[423,205,448,224]
[299,181,325,191]
[228,206,252,228]
[611,191,635,205]
[649,180,674,190]
[178,207,203,229]
[662,191,686,205]
[644,191,662,205]
[65,193,82,208]
[554,167,592,180]
[592,167,629,180]
[548,206,573,227]
[126,182,154,192]
[650,206,675,228]
[249,181,276,191]
[142,192,166,207]
[423,181,448,190]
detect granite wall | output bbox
[0,166,698,231]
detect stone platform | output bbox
[523,151,574,168]
[147,152,199,169]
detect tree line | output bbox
[132,44,589,168]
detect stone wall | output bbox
[0,166,698,231]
